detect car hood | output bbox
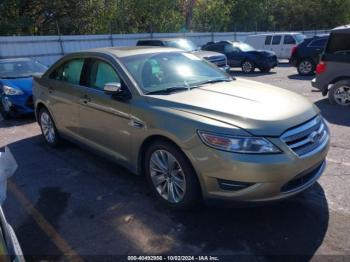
[191,50,226,60]
[0,77,33,95]
[146,78,318,136]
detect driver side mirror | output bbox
[104,82,131,100]
[104,82,122,94]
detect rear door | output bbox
[46,58,87,138]
[271,35,282,58]
[78,58,132,164]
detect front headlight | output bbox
[2,85,24,95]
[198,131,281,154]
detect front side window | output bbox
[272,35,282,45]
[121,52,230,94]
[50,58,84,85]
[0,59,47,79]
[224,44,235,53]
[88,60,120,90]
[283,35,296,45]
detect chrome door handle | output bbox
[48,87,54,94]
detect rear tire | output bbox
[297,59,315,76]
[144,140,201,210]
[328,80,350,106]
[241,60,255,73]
[38,107,60,147]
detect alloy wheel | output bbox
[242,61,253,73]
[333,85,350,106]
[298,60,313,75]
[40,111,56,143]
[149,149,186,203]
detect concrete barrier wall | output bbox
[0,30,330,66]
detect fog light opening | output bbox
[217,179,254,191]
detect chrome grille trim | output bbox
[281,116,329,157]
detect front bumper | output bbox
[220,65,231,73]
[1,94,34,115]
[186,131,329,202]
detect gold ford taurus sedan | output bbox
[33,47,330,209]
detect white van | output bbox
[245,33,305,59]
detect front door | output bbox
[78,58,132,164]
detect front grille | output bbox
[281,116,329,157]
[205,56,227,67]
[281,161,325,193]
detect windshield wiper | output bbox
[146,86,190,95]
[193,78,232,87]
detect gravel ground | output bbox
[0,64,349,261]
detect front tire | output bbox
[241,60,255,73]
[144,140,201,209]
[38,108,60,146]
[328,80,350,106]
[297,59,315,76]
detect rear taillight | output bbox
[316,61,326,74]
[291,46,298,56]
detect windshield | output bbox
[121,52,231,94]
[234,42,255,52]
[295,34,305,43]
[0,59,47,79]
[166,39,198,52]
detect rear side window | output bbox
[326,33,350,55]
[272,35,282,45]
[309,39,327,48]
[88,60,120,90]
[283,35,296,44]
[265,36,272,45]
[50,58,84,85]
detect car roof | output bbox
[77,46,182,58]
[332,24,350,33]
[0,58,32,63]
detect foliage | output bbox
[0,0,349,35]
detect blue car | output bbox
[202,41,278,73]
[0,58,47,119]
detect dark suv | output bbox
[312,25,350,106]
[202,41,278,73]
[290,35,329,76]
[136,38,230,72]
